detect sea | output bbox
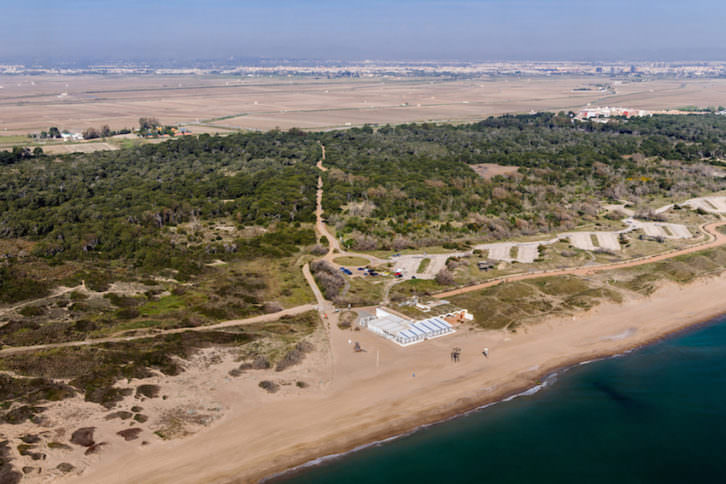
[277,315,726,484]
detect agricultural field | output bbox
[6,74,726,137]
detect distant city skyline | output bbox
[4,0,726,64]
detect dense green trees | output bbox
[0,146,41,165]
[319,113,726,248]
[0,130,320,283]
[2,113,726,296]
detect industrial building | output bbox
[360,307,471,347]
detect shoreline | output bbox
[68,275,726,484]
[263,308,726,483]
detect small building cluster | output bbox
[61,132,84,142]
[359,307,472,347]
[575,106,651,121]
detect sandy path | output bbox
[314,144,340,256]
[314,144,386,267]
[0,284,83,320]
[315,142,327,172]
[0,304,316,356]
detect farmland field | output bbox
[4,75,726,136]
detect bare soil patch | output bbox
[470,163,519,179]
[41,142,119,155]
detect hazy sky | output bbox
[4,0,726,63]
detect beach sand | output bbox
[62,273,726,484]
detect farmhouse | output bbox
[61,132,83,141]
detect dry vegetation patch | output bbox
[451,276,622,331]
[470,163,519,180]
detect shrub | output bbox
[135,384,160,399]
[275,349,304,372]
[258,380,279,393]
[435,269,455,286]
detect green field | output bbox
[417,258,431,273]
[333,256,370,267]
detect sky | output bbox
[3,0,726,63]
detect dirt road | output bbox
[0,304,316,357]
[435,220,726,298]
[313,144,386,267]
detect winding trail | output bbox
[0,304,316,356]
[313,142,385,266]
[0,284,85,321]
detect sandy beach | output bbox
[62,273,726,484]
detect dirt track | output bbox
[435,220,726,298]
[314,144,386,267]
[0,304,316,356]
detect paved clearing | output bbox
[482,243,516,262]
[565,232,598,251]
[392,252,468,279]
[435,220,726,299]
[471,241,544,263]
[516,243,541,263]
[684,196,726,214]
[595,232,622,251]
[628,219,692,239]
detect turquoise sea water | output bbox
[278,317,726,484]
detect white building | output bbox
[61,132,83,142]
[365,308,463,347]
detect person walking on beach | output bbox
[451,347,461,362]
[482,347,489,358]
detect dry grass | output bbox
[40,142,119,154]
[332,256,370,267]
[470,163,519,179]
